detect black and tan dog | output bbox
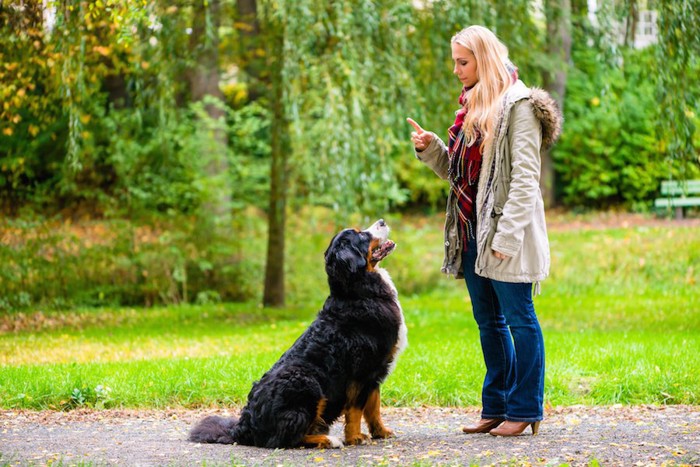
[189,219,407,449]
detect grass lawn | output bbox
[0,215,698,410]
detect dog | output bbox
[189,219,407,449]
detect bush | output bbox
[0,213,265,311]
[553,46,700,210]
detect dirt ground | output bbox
[1,405,699,466]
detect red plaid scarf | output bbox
[448,64,518,251]
[448,86,482,251]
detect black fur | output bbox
[189,222,404,448]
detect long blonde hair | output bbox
[451,26,514,154]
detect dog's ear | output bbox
[333,247,367,274]
[325,231,367,275]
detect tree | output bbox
[257,0,420,306]
[188,0,232,226]
[260,4,288,307]
[656,0,700,179]
[542,0,572,207]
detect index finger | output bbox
[406,118,424,134]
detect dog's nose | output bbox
[378,219,385,227]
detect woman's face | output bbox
[451,42,478,88]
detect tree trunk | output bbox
[262,11,288,308]
[625,0,638,48]
[236,0,265,101]
[542,0,572,208]
[188,0,232,224]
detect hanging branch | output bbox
[656,0,700,179]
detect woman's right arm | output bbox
[407,118,450,180]
[415,134,450,180]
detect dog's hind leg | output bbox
[265,408,313,448]
[299,397,345,448]
[363,387,393,439]
[306,398,330,435]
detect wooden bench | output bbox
[654,180,700,219]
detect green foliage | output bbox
[656,0,700,177]
[553,20,700,210]
[0,213,265,311]
[258,0,420,216]
[0,1,65,212]
[66,384,114,410]
[554,47,662,208]
[4,0,700,218]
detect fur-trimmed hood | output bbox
[503,81,563,149]
[528,87,563,149]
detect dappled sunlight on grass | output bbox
[0,303,314,366]
[0,318,310,366]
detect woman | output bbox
[407,25,562,437]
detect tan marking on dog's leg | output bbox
[307,398,329,435]
[344,406,368,445]
[363,388,393,439]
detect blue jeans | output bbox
[462,237,545,422]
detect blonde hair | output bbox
[451,25,514,154]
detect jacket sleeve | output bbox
[414,132,450,180]
[491,100,542,257]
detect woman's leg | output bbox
[491,280,545,422]
[462,239,515,419]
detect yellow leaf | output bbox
[2,127,13,136]
[93,46,111,56]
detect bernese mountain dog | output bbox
[189,219,407,449]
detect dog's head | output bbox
[324,219,396,280]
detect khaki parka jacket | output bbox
[416,80,563,284]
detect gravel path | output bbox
[1,405,699,466]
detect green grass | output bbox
[0,216,698,410]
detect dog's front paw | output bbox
[371,426,394,439]
[344,433,370,446]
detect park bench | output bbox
[654,179,700,219]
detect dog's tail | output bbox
[188,415,239,444]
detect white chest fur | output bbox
[376,267,408,377]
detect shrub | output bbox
[553,46,700,209]
[0,213,265,311]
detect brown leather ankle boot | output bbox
[461,418,505,434]
[489,420,541,436]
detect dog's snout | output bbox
[378,219,385,227]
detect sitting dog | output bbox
[189,219,407,448]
